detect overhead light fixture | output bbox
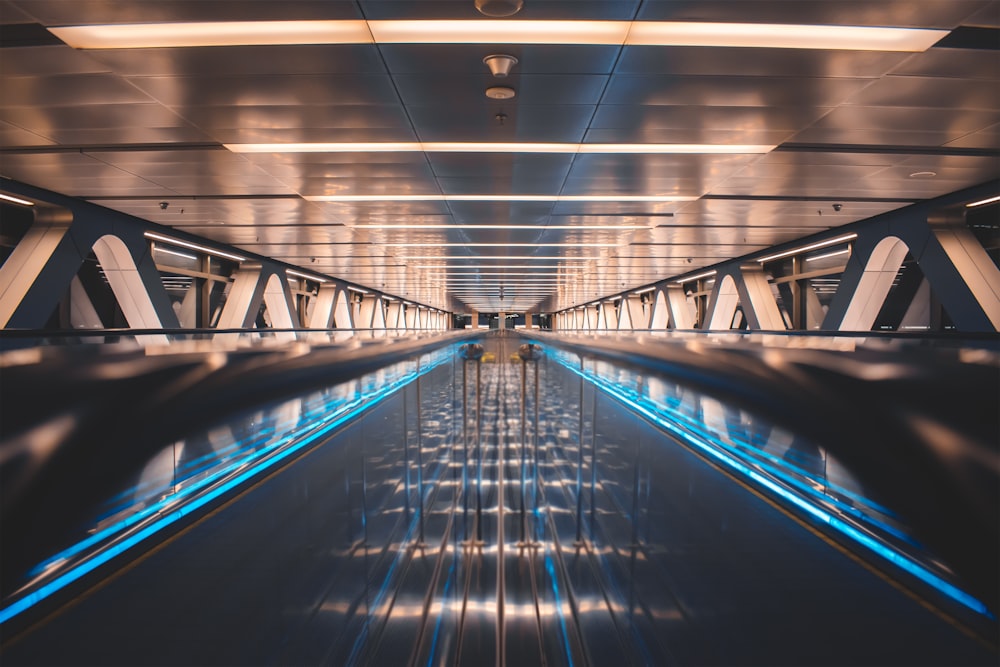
[385,242,619,247]
[632,286,657,294]
[966,194,1000,208]
[475,0,524,17]
[305,194,698,202]
[352,224,649,229]
[756,233,857,263]
[228,141,773,154]
[485,86,516,100]
[674,270,717,284]
[51,20,945,51]
[483,53,519,77]
[286,269,328,283]
[625,21,944,51]
[0,193,35,206]
[49,20,373,48]
[804,248,850,263]
[152,246,198,261]
[144,231,246,262]
[408,255,597,260]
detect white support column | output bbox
[216,266,266,329]
[307,284,338,328]
[0,211,179,331]
[665,285,696,329]
[358,294,377,329]
[333,287,354,329]
[386,300,403,329]
[649,289,669,329]
[618,296,643,330]
[837,237,909,331]
[261,273,298,341]
[597,302,615,330]
[736,264,786,330]
[68,276,103,329]
[705,274,740,330]
[92,235,170,331]
[405,304,417,329]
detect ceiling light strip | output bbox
[387,243,619,247]
[144,232,246,262]
[408,256,598,260]
[966,194,1000,208]
[306,194,698,202]
[674,270,717,284]
[756,233,857,263]
[352,224,649,230]
[0,193,35,206]
[51,20,946,52]
[234,142,770,156]
[286,269,328,283]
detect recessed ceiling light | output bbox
[485,86,516,100]
[909,171,937,179]
[484,54,519,77]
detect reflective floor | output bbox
[1,336,996,666]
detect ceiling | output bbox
[1,1,998,315]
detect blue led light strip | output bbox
[553,353,992,618]
[0,349,451,626]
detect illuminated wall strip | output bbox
[144,232,246,262]
[966,194,1000,208]
[286,269,328,283]
[0,193,35,206]
[50,20,945,52]
[674,269,717,284]
[756,233,857,263]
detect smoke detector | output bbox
[485,86,516,100]
[483,54,518,77]
[475,0,524,17]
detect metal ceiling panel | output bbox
[616,46,910,78]
[603,75,875,107]
[3,73,156,107]
[633,0,992,29]
[393,74,609,106]
[407,104,596,143]
[378,44,621,75]
[84,45,386,77]
[125,74,401,107]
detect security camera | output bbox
[159,201,169,210]
[832,203,842,212]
